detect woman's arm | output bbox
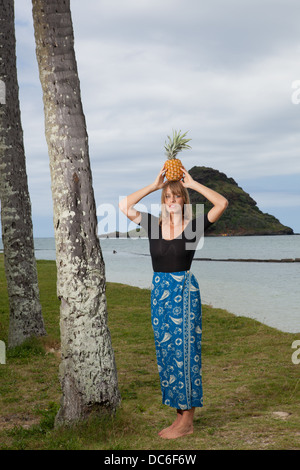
[180,167,228,223]
[119,166,166,224]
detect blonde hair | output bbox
[159,181,192,225]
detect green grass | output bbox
[0,253,299,450]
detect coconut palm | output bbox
[32,0,120,425]
[0,0,45,348]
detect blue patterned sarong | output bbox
[151,270,203,410]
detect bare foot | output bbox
[158,413,182,437]
[160,424,193,440]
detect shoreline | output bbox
[107,280,300,335]
[135,252,300,263]
[0,248,299,264]
[99,232,299,239]
[1,253,299,334]
[194,257,300,263]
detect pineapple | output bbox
[164,129,191,181]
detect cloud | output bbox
[9,0,300,235]
[252,192,300,208]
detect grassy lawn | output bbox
[0,254,299,450]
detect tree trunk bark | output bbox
[0,0,46,348]
[32,0,120,425]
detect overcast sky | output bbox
[8,0,300,235]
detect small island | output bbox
[100,166,294,238]
[188,166,294,236]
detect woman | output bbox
[119,165,228,439]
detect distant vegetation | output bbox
[188,166,294,236]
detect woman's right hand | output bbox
[119,165,168,223]
[153,165,167,190]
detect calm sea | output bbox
[1,235,299,333]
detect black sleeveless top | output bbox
[138,212,213,273]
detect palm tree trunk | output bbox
[0,0,45,348]
[32,0,120,425]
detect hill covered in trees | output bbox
[188,166,293,236]
[105,166,294,238]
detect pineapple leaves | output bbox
[164,129,192,159]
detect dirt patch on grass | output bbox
[271,411,292,420]
[0,413,40,430]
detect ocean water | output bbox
[1,235,299,333]
[99,235,300,334]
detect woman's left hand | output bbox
[180,167,194,188]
